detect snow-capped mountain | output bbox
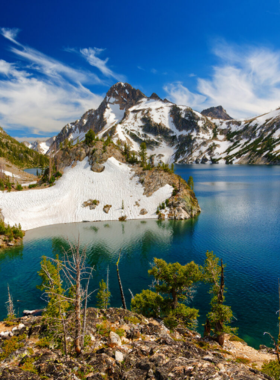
[23,137,56,155]
[49,82,280,165]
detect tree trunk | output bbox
[171,289,177,310]
[49,155,52,182]
[116,263,126,309]
[75,257,81,354]
[204,318,211,337]
[81,286,88,348]
[216,259,225,346]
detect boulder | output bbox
[115,350,124,362]
[103,205,112,214]
[91,163,105,173]
[109,331,121,346]
[139,208,148,215]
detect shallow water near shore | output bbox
[1,164,280,349]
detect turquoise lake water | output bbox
[1,164,280,349]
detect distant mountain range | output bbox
[23,137,55,155]
[43,82,280,165]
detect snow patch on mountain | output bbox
[0,157,173,230]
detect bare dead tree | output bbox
[40,239,95,355]
[116,251,127,309]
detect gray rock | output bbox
[109,331,121,346]
[115,350,124,362]
[91,163,105,173]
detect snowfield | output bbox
[0,157,173,231]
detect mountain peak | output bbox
[149,92,161,100]
[201,105,232,120]
[106,82,146,106]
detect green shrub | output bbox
[262,360,280,380]
[16,184,23,191]
[235,357,250,364]
[36,337,51,348]
[0,334,26,360]
[28,183,37,189]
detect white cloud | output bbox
[151,68,157,74]
[163,82,206,108]
[0,29,105,136]
[1,28,20,45]
[164,42,280,119]
[79,47,124,81]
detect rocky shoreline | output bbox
[0,308,275,380]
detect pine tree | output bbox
[132,258,202,329]
[203,251,237,344]
[139,142,147,166]
[96,279,111,309]
[85,130,95,145]
[187,176,194,190]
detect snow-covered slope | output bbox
[48,82,280,165]
[0,157,172,230]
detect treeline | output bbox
[5,246,235,353]
[0,220,24,242]
[0,128,49,168]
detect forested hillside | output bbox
[0,127,49,168]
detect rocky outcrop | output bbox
[201,106,233,120]
[132,167,201,220]
[0,308,274,380]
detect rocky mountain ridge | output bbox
[46,82,280,165]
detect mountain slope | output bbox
[0,127,49,168]
[49,82,280,165]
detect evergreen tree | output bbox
[203,251,237,343]
[187,176,194,190]
[37,256,70,322]
[85,130,95,145]
[131,258,202,328]
[139,142,147,166]
[96,279,111,309]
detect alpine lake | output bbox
[1,164,280,349]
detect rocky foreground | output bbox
[0,308,275,379]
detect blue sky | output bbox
[1,0,280,140]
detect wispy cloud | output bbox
[151,68,157,74]
[79,47,125,81]
[164,41,280,118]
[0,29,106,136]
[1,27,20,45]
[137,65,145,71]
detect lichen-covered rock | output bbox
[82,199,100,209]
